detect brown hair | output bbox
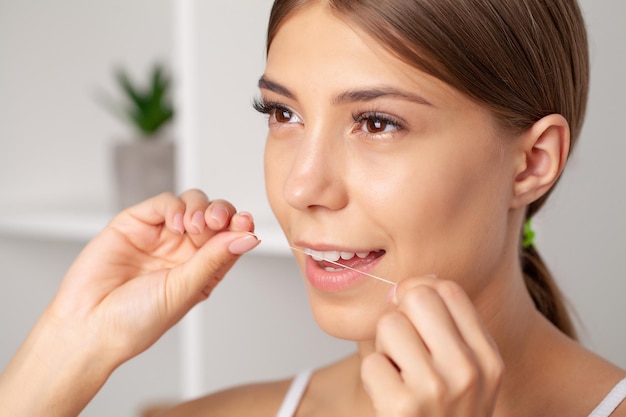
[267,0,589,339]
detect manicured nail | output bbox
[173,213,185,234]
[386,284,398,305]
[238,211,254,222]
[191,210,205,233]
[210,204,229,228]
[228,234,260,255]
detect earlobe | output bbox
[511,114,571,208]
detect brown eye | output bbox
[274,108,294,123]
[366,118,388,133]
[355,113,401,136]
[269,106,302,125]
[253,99,302,125]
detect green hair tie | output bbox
[522,218,536,248]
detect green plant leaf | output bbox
[100,63,175,137]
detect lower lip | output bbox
[304,254,383,292]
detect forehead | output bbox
[264,3,462,107]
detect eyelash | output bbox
[253,97,405,137]
[351,111,405,136]
[252,97,276,115]
[252,98,296,120]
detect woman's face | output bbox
[260,4,520,341]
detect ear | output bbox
[511,114,571,208]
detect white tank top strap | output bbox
[588,377,626,417]
[274,371,626,417]
[275,369,314,417]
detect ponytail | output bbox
[521,219,578,339]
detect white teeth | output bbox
[304,248,371,262]
[326,251,342,262]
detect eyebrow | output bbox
[258,76,296,99]
[334,87,433,107]
[258,75,433,107]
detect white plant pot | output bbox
[112,139,176,210]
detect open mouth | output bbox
[302,248,386,272]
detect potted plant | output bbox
[100,63,176,210]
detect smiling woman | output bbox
[247,0,624,415]
[0,1,624,417]
[261,0,583,339]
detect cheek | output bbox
[363,140,512,284]
[264,139,289,220]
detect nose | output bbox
[282,131,348,212]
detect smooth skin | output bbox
[164,4,625,417]
[0,190,260,417]
[1,3,624,417]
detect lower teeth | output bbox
[324,266,346,272]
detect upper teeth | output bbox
[303,248,369,262]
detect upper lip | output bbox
[293,240,380,254]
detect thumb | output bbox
[165,231,260,313]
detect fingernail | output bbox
[173,213,185,234]
[228,234,260,255]
[232,211,255,230]
[191,210,205,233]
[238,211,254,223]
[386,284,398,305]
[210,204,229,228]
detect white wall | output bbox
[0,0,175,211]
[0,1,624,416]
[194,0,275,221]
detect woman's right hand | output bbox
[0,189,259,417]
[50,189,260,365]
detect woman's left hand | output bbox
[361,276,504,417]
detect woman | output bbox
[1,0,624,416]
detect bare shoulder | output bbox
[158,378,292,417]
[601,377,626,417]
[614,403,626,417]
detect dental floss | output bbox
[288,245,395,286]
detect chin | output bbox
[306,292,389,342]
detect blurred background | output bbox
[0,0,624,416]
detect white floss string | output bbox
[289,245,396,286]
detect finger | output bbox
[396,283,478,388]
[230,211,255,233]
[205,200,237,231]
[165,231,260,312]
[433,281,504,388]
[396,277,501,366]
[361,352,406,412]
[394,278,503,396]
[179,189,210,235]
[396,281,467,359]
[375,308,461,409]
[177,189,216,248]
[409,280,504,410]
[374,311,434,382]
[120,192,185,234]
